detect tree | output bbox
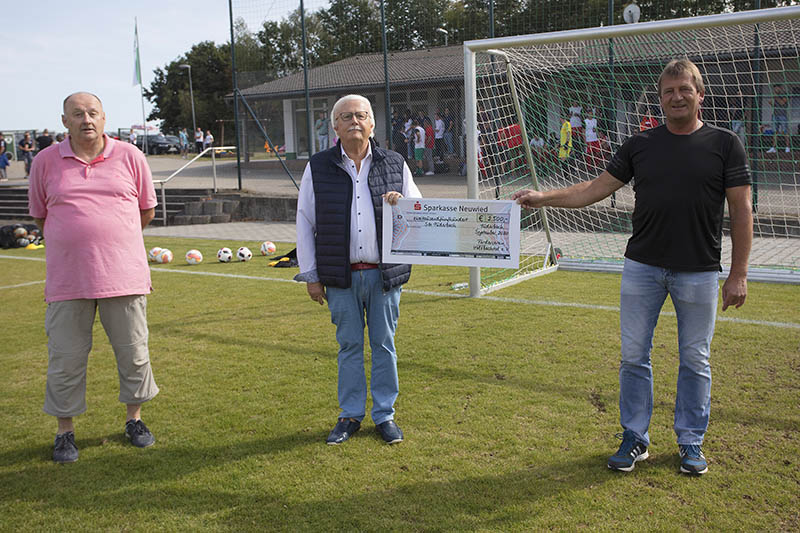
[317,0,382,60]
[145,41,232,137]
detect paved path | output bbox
[3,153,468,241]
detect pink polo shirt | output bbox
[28,135,157,302]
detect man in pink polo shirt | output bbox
[29,92,160,463]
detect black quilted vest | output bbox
[310,139,412,290]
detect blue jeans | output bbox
[326,269,401,424]
[619,258,718,446]
[443,131,454,154]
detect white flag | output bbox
[133,19,142,87]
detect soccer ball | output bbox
[237,247,252,262]
[260,241,276,255]
[148,247,163,262]
[156,248,173,264]
[217,247,233,262]
[13,226,28,239]
[16,237,30,247]
[185,249,203,265]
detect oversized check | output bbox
[382,198,520,268]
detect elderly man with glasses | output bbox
[295,94,422,445]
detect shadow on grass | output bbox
[0,431,615,530]
[713,406,800,433]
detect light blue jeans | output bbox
[326,269,401,425]
[619,258,718,446]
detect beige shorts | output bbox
[43,295,159,417]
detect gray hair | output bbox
[330,94,374,127]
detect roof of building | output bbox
[239,45,465,99]
[239,17,799,100]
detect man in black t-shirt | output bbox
[36,129,54,152]
[513,59,753,476]
[18,132,35,177]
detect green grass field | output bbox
[1,237,798,532]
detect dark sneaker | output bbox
[53,431,79,463]
[679,444,708,475]
[125,419,155,448]
[607,429,648,472]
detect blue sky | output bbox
[2,2,241,132]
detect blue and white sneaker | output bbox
[679,444,708,475]
[608,429,649,472]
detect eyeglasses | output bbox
[337,111,370,122]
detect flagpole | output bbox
[134,18,148,155]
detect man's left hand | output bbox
[383,191,403,205]
[721,274,747,311]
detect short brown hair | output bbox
[658,59,704,94]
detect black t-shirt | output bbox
[36,135,53,150]
[606,124,751,271]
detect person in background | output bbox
[36,129,54,153]
[19,132,35,177]
[0,149,9,181]
[179,128,189,159]
[315,111,329,152]
[412,119,425,176]
[195,127,204,154]
[767,84,790,153]
[423,118,435,175]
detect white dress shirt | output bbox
[295,143,422,282]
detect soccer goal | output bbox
[464,6,800,296]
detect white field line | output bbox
[2,255,798,330]
[0,280,46,290]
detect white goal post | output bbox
[464,6,800,296]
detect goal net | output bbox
[465,6,800,295]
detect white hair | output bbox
[330,94,374,129]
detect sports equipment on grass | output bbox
[237,247,253,262]
[148,247,163,262]
[217,247,233,263]
[464,7,800,295]
[156,249,173,264]
[260,241,276,255]
[185,249,203,265]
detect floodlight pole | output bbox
[300,0,314,156]
[381,0,392,148]
[179,64,197,137]
[228,0,243,189]
[436,28,449,46]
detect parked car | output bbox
[164,135,182,153]
[135,134,179,155]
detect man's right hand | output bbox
[307,282,326,305]
[512,189,545,209]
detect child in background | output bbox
[0,152,10,181]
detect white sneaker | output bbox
[767,147,777,153]
[424,171,434,175]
